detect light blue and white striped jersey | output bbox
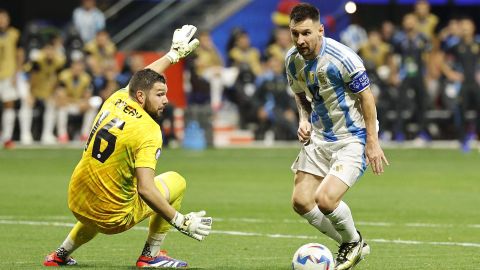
[285,36,371,143]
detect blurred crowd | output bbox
[0,0,146,148]
[0,0,479,151]
[348,0,480,152]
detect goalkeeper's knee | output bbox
[154,171,186,207]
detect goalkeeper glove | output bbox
[170,210,212,241]
[166,24,200,64]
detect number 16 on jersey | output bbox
[85,110,126,163]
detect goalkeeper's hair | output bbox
[290,3,320,23]
[129,69,166,97]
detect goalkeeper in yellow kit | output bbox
[43,25,212,269]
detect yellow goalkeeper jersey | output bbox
[68,88,163,231]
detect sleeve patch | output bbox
[348,71,370,93]
[155,148,162,160]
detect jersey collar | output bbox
[319,36,327,57]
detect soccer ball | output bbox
[291,243,335,270]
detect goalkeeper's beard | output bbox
[144,96,163,120]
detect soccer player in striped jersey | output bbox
[286,4,389,270]
[43,25,212,269]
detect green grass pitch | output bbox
[0,147,479,269]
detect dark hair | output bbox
[458,15,474,22]
[289,3,320,23]
[129,69,166,97]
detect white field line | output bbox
[405,223,454,228]
[1,219,479,248]
[206,218,479,229]
[1,216,479,229]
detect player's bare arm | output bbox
[136,167,177,220]
[137,168,211,242]
[358,87,389,175]
[294,92,312,143]
[144,25,200,75]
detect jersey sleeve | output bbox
[135,124,163,170]
[285,51,304,94]
[342,50,370,94]
[346,70,370,94]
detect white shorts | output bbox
[0,77,18,102]
[66,104,82,115]
[291,137,367,187]
[16,73,30,99]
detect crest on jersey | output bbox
[318,72,329,87]
[334,164,343,172]
[155,148,162,160]
[308,71,315,83]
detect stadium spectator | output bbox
[438,18,461,50]
[340,13,368,53]
[359,29,395,137]
[21,22,44,62]
[391,13,431,142]
[118,53,145,87]
[0,9,23,149]
[380,20,397,45]
[25,41,66,144]
[86,56,106,97]
[55,58,98,143]
[359,30,392,72]
[86,55,119,100]
[98,59,120,102]
[424,38,445,111]
[186,62,214,147]
[72,0,106,43]
[340,23,367,53]
[193,30,237,111]
[444,17,480,152]
[84,29,116,68]
[43,25,212,268]
[194,31,224,76]
[64,25,84,65]
[227,30,262,129]
[252,55,297,140]
[17,22,51,144]
[225,27,245,66]
[185,31,221,147]
[411,0,439,41]
[286,4,388,269]
[228,29,262,76]
[265,26,293,64]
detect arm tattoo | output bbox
[294,93,312,121]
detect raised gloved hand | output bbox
[170,210,212,241]
[165,25,200,64]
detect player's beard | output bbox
[298,42,317,60]
[144,96,161,120]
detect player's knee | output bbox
[291,194,311,214]
[315,193,337,213]
[164,171,187,194]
